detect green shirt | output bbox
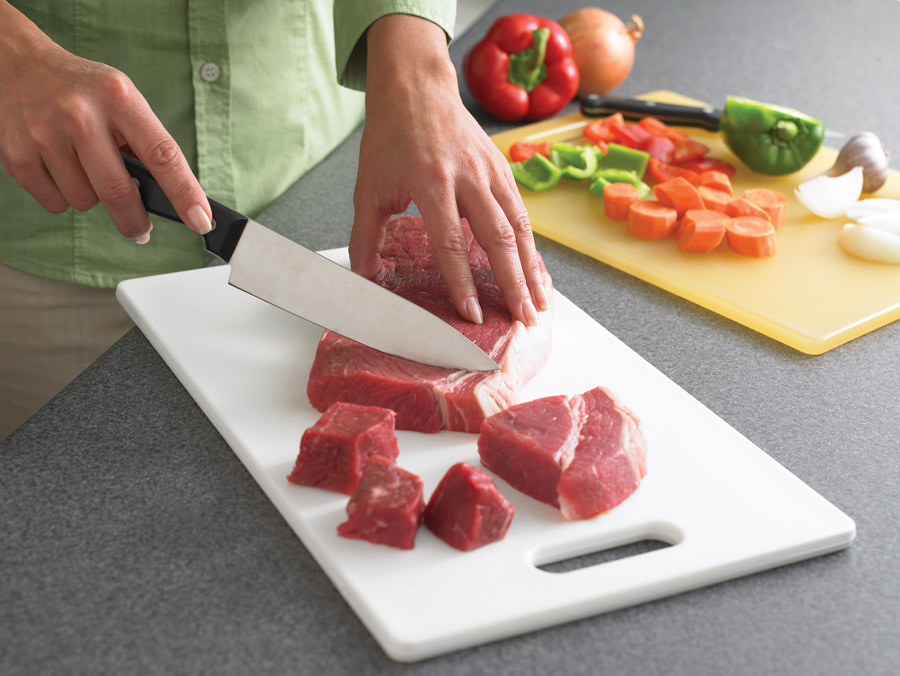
[0,0,456,287]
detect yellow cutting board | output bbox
[491,91,900,354]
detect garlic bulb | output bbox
[826,132,890,194]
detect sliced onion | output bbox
[795,166,864,218]
[838,223,900,263]
[856,211,900,235]
[845,198,900,221]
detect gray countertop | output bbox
[3,1,899,674]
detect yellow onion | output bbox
[559,8,643,98]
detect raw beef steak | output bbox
[478,386,647,520]
[423,462,514,551]
[306,215,553,434]
[337,456,424,550]
[287,402,398,495]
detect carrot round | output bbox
[677,211,728,252]
[742,188,787,228]
[725,216,776,257]
[725,197,771,222]
[627,200,678,239]
[653,177,704,217]
[698,186,731,213]
[675,208,725,238]
[603,182,640,222]
[699,170,733,196]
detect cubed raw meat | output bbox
[287,402,398,494]
[337,456,424,550]
[423,462,514,551]
[478,387,647,520]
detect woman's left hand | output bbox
[349,13,551,328]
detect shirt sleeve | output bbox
[333,0,457,91]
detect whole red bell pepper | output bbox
[463,14,579,122]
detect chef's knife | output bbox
[121,154,499,372]
[581,95,722,130]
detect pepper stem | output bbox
[507,27,550,92]
[773,119,800,142]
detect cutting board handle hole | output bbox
[532,522,682,574]
[536,538,672,574]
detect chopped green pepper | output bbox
[597,142,650,179]
[510,152,563,191]
[719,96,824,176]
[589,168,651,199]
[549,142,598,179]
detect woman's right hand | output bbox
[0,1,212,243]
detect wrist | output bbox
[365,14,457,94]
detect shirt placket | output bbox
[188,0,235,206]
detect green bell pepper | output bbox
[589,168,652,199]
[510,152,563,191]
[597,142,650,179]
[549,142,598,179]
[719,96,825,176]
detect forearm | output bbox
[364,13,457,96]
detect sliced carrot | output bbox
[653,177,704,217]
[699,170,733,196]
[742,188,787,229]
[725,216,776,257]
[675,208,724,238]
[698,186,731,213]
[603,182,640,222]
[725,197,771,222]
[677,211,729,252]
[627,200,678,239]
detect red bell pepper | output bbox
[463,14,579,122]
[509,141,551,162]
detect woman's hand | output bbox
[0,1,212,243]
[350,14,551,327]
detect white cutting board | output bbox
[117,253,855,662]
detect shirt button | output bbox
[200,63,220,82]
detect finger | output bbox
[0,151,69,214]
[39,146,100,213]
[417,193,483,325]
[493,165,552,312]
[458,181,538,328]
[348,193,389,280]
[74,135,154,241]
[115,101,212,235]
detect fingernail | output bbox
[187,205,212,234]
[534,281,551,312]
[133,232,151,245]
[465,296,483,325]
[522,298,540,328]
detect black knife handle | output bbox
[121,152,247,262]
[581,95,722,132]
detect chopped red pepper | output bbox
[640,136,675,163]
[682,156,738,177]
[638,116,691,141]
[464,14,579,121]
[509,141,551,162]
[646,157,701,185]
[583,113,625,143]
[671,137,710,165]
[610,123,653,149]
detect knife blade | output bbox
[121,154,499,372]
